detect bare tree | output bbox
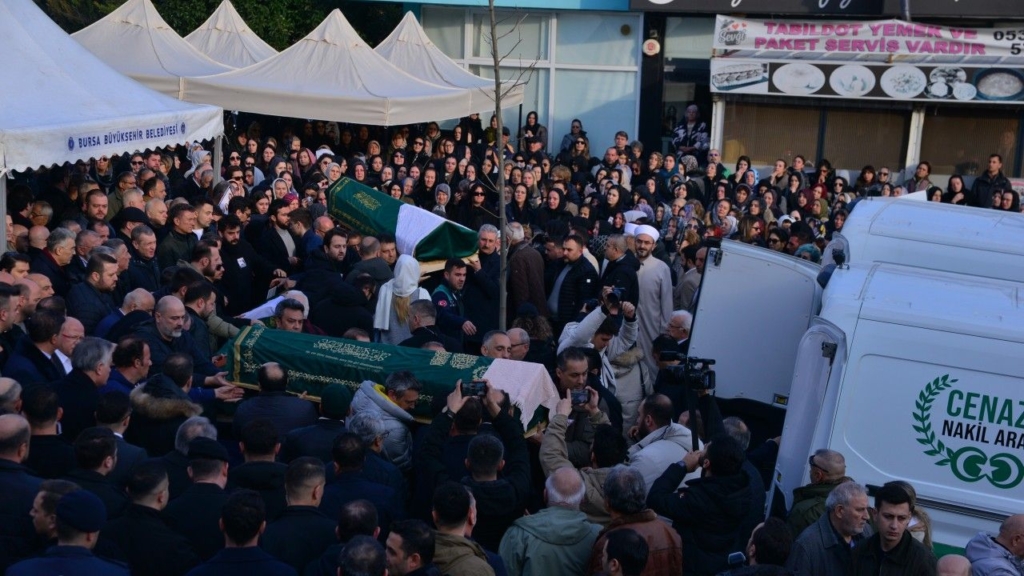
[487,0,536,331]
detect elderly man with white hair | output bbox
[633,225,673,375]
[499,466,601,576]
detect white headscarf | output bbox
[374,254,429,331]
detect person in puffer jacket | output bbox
[965,515,1024,576]
[350,372,421,471]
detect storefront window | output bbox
[421,7,465,60]
[472,66,550,133]
[665,17,714,60]
[472,13,549,62]
[821,109,909,174]
[553,70,637,151]
[722,103,820,167]
[921,110,1019,178]
[555,13,636,67]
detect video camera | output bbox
[605,287,624,306]
[664,356,717,391]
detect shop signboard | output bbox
[711,16,1024,104]
[632,0,884,15]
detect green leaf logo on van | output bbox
[913,375,1024,489]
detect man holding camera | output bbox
[600,235,639,306]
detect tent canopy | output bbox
[375,12,524,113]
[73,0,233,98]
[185,0,277,68]
[0,0,223,174]
[181,10,473,126]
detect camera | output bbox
[660,351,685,363]
[570,389,590,405]
[665,357,717,391]
[461,380,487,397]
[606,287,624,306]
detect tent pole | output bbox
[517,104,523,152]
[213,136,224,184]
[0,173,6,254]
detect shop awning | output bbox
[375,11,524,113]
[72,0,234,98]
[179,10,473,126]
[185,0,278,68]
[0,0,223,174]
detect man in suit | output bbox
[232,363,318,440]
[63,427,129,520]
[3,309,65,386]
[54,337,116,444]
[29,228,75,299]
[666,310,693,356]
[185,490,295,576]
[94,392,146,490]
[260,458,336,573]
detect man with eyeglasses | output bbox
[788,449,849,537]
[507,327,530,361]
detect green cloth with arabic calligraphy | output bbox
[325,177,478,261]
[225,324,493,419]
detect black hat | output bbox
[55,490,106,533]
[187,437,229,462]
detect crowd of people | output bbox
[0,111,1021,576]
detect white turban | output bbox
[624,223,639,237]
[635,224,660,242]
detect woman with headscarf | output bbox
[942,174,969,205]
[1001,188,1021,212]
[374,255,431,345]
[506,183,536,227]
[536,188,571,230]
[518,111,548,151]
[671,104,710,165]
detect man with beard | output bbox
[183,242,245,349]
[67,253,118,335]
[633,226,672,376]
[134,296,242,406]
[145,199,167,232]
[258,200,300,274]
[548,235,598,335]
[297,228,348,307]
[218,216,288,316]
[157,204,197,271]
[626,394,700,496]
[183,282,219,360]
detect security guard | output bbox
[7,490,129,575]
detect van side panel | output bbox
[832,320,1024,549]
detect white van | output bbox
[689,199,1024,552]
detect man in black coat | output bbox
[94,392,147,491]
[258,200,301,274]
[969,153,1012,208]
[218,215,287,316]
[0,414,43,572]
[54,336,115,444]
[63,427,129,520]
[306,499,381,576]
[125,225,161,293]
[320,433,404,538]
[600,234,640,306]
[99,459,201,576]
[548,234,599,334]
[3,309,65,387]
[29,228,75,299]
[228,419,289,521]
[66,253,118,336]
[260,458,337,573]
[308,274,376,339]
[232,363,318,440]
[163,437,231,561]
[463,226,502,354]
[281,383,351,464]
[21,385,76,480]
[647,434,752,576]
[296,228,350,307]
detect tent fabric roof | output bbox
[181,10,472,126]
[185,0,277,68]
[72,0,233,98]
[0,0,223,174]
[375,12,524,112]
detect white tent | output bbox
[73,0,234,98]
[0,0,223,174]
[0,0,222,247]
[181,10,472,126]
[375,12,524,112]
[185,0,277,69]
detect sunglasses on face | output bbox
[229,155,240,160]
[131,161,143,166]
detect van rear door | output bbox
[689,241,822,406]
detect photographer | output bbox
[557,288,649,431]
